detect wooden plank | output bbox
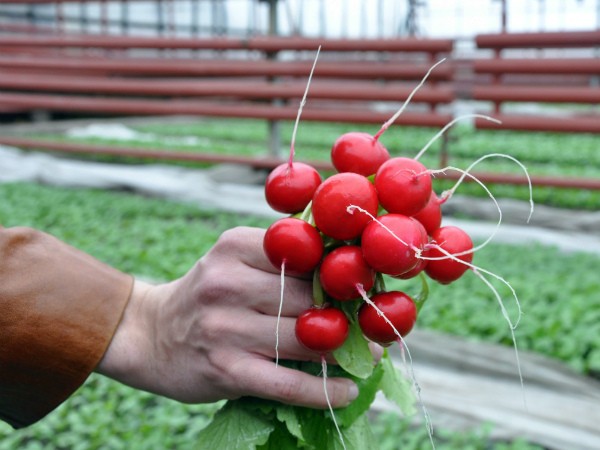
[376,329,600,450]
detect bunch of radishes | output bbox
[263,130,475,358]
[257,54,535,449]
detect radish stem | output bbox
[374,58,446,142]
[288,46,321,167]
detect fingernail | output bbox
[348,383,359,403]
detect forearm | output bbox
[0,226,133,428]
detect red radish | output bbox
[296,304,349,450]
[312,172,378,241]
[375,157,432,216]
[361,214,428,277]
[264,46,321,215]
[412,191,443,235]
[295,306,349,354]
[358,291,417,345]
[264,162,322,214]
[263,217,323,276]
[331,132,390,176]
[424,226,473,284]
[319,245,376,301]
[393,219,429,279]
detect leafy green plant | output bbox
[26,117,600,210]
[1,181,597,449]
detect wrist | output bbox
[96,278,156,388]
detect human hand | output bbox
[96,226,363,409]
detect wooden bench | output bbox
[472,30,600,134]
[0,33,455,158]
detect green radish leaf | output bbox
[380,351,416,416]
[336,361,384,428]
[196,402,275,450]
[275,405,304,442]
[333,319,374,379]
[296,407,377,450]
[339,413,377,450]
[256,420,300,450]
[296,408,345,450]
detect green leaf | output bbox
[340,413,378,450]
[256,421,300,450]
[275,405,304,442]
[195,402,275,450]
[380,351,416,416]
[296,408,345,450]
[333,319,374,379]
[296,407,377,450]
[336,362,384,427]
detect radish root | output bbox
[321,355,347,450]
[413,114,501,161]
[346,205,418,252]
[275,261,286,367]
[440,153,535,223]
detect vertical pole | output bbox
[265,0,282,158]
[191,0,199,36]
[121,0,129,35]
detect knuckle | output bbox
[273,375,305,403]
[196,265,241,305]
[214,227,247,252]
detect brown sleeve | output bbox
[0,226,134,428]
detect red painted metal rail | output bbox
[0,72,454,104]
[476,30,600,49]
[0,92,454,128]
[472,30,600,135]
[0,54,454,80]
[473,58,600,75]
[473,86,600,104]
[0,34,454,54]
[1,136,598,190]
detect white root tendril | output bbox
[374,58,447,141]
[288,45,321,166]
[442,153,535,224]
[420,244,522,327]
[321,356,347,450]
[356,284,435,449]
[346,205,419,252]
[413,114,502,161]
[275,261,285,368]
[472,269,528,409]
[428,166,502,257]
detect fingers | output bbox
[214,226,277,274]
[231,357,359,409]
